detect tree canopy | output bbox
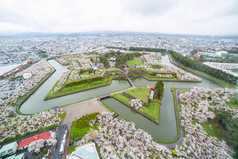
[170,50,238,85]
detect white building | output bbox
[68,142,100,159]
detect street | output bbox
[51,124,69,159]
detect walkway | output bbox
[125,74,136,88]
[61,98,110,124]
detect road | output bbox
[51,124,69,159]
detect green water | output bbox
[101,55,219,141]
[20,60,131,114]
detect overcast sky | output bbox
[0,0,238,35]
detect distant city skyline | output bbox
[0,0,238,35]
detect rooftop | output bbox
[0,142,17,154]
[5,153,25,159]
[18,131,52,149]
[68,142,100,159]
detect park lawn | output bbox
[227,97,238,109]
[68,113,99,154]
[126,58,143,66]
[70,124,98,143]
[125,87,151,103]
[98,68,121,76]
[57,111,66,123]
[112,93,160,122]
[200,118,225,141]
[68,124,98,154]
[45,76,113,99]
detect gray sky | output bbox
[0,0,238,35]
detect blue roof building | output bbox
[0,141,18,157]
[68,142,100,159]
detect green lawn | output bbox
[70,124,98,142]
[98,68,121,76]
[68,113,99,154]
[58,111,66,123]
[112,93,160,122]
[227,97,238,109]
[126,58,143,66]
[179,90,187,94]
[45,76,114,99]
[125,88,151,103]
[201,119,225,141]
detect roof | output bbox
[18,131,51,149]
[69,142,100,159]
[147,85,155,89]
[5,153,25,159]
[0,142,17,154]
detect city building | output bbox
[0,141,18,157]
[17,131,52,150]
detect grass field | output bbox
[126,58,143,66]
[45,76,113,99]
[125,87,151,103]
[112,93,160,122]
[201,118,225,140]
[68,113,99,154]
[227,97,238,109]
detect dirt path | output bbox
[61,98,109,124]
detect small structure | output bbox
[147,85,155,90]
[109,57,116,62]
[149,90,154,100]
[5,153,25,159]
[68,142,100,159]
[89,62,98,70]
[0,141,18,157]
[18,131,52,150]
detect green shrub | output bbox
[74,113,99,128]
[154,80,164,100]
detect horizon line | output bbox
[0,31,238,38]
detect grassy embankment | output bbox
[112,88,160,123]
[98,68,121,76]
[128,67,201,81]
[68,113,99,154]
[169,54,237,89]
[45,75,118,99]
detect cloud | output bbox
[0,0,237,35]
[123,0,179,16]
